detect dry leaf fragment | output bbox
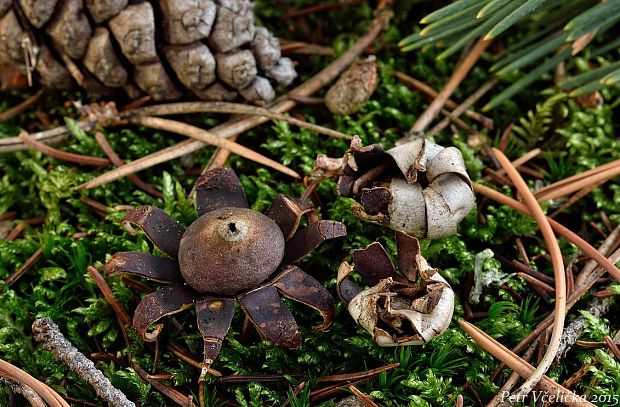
[337,232,454,346]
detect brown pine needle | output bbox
[0,89,45,122]
[491,147,566,398]
[6,247,44,286]
[549,180,607,218]
[126,101,353,140]
[19,131,111,167]
[77,115,300,189]
[86,266,131,327]
[317,363,400,382]
[517,272,556,294]
[534,158,620,199]
[536,163,620,202]
[348,385,379,407]
[133,364,195,407]
[408,38,493,135]
[473,183,620,282]
[427,78,498,137]
[393,71,493,127]
[0,359,70,407]
[604,336,620,361]
[94,132,163,198]
[458,321,594,407]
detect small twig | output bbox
[393,71,493,127]
[407,38,493,136]
[19,131,111,166]
[517,272,556,294]
[427,78,498,137]
[0,89,45,122]
[458,321,594,407]
[487,337,541,407]
[511,260,555,285]
[77,115,301,190]
[515,238,530,265]
[126,101,352,140]
[536,163,620,202]
[32,318,135,407]
[94,132,163,198]
[498,123,514,151]
[0,120,96,153]
[166,343,221,377]
[491,149,567,399]
[483,148,542,181]
[6,247,44,286]
[280,40,334,57]
[6,223,25,241]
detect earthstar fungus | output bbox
[337,231,454,346]
[105,167,346,378]
[313,136,475,239]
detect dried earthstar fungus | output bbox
[104,167,346,378]
[313,136,475,239]
[0,0,296,104]
[337,231,454,346]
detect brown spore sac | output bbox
[178,207,285,295]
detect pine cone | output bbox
[0,0,296,105]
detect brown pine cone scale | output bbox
[0,0,296,104]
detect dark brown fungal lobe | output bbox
[160,0,217,45]
[178,207,286,295]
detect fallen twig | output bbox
[427,78,498,137]
[133,363,195,407]
[32,318,135,407]
[0,376,45,407]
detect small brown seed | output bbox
[325,59,378,115]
